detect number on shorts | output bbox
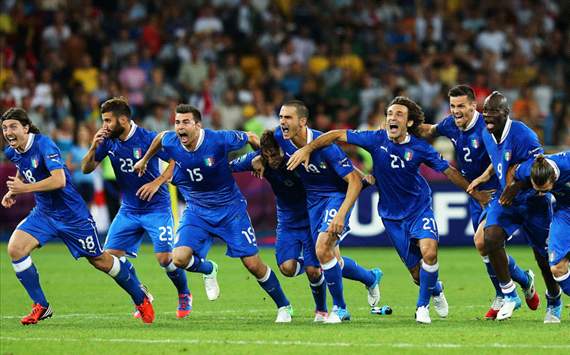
[422,218,436,231]
[241,227,256,245]
[324,208,338,225]
[158,226,173,242]
[78,235,96,251]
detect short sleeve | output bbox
[514,160,532,182]
[346,129,381,152]
[222,130,249,152]
[41,138,65,171]
[94,139,108,162]
[435,117,453,138]
[422,143,450,172]
[230,151,260,172]
[512,129,542,164]
[322,144,354,178]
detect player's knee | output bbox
[473,234,486,255]
[278,262,296,277]
[172,255,190,269]
[87,254,108,271]
[484,228,504,253]
[305,267,321,282]
[422,253,437,265]
[242,255,266,277]
[155,253,171,266]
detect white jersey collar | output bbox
[16,133,35,154]
[121,121,137,142]
[490,117,512,145]
[462,111,480,132]
[389,132,411,144]
[181,129,205,152]
[291,127,312,149]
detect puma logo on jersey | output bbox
[108,150,115,157]
[380,146,388,152]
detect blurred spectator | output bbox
[67,124,95,204]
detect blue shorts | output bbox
[548,207,570,266]
[175,202,258,258]
[275,224,319,267]
[484,196,551,257]
[468,196,485,232]
[307,194,352,243]
[104,209,174,257]
[16,207,102,259]
[382,204,439,269]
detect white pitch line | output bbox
[1,336,569,350]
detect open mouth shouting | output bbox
[178,131,190,145]
[280,125,290,139]
[387,122,399,135]
[5,135,18,147]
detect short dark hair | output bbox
[175,104,202,122]
[387,96,425,136]
[100,97,131,119]
[448,85,475,101]
[260,129,280,154]
[531,154,556,187]
[1,107,40,134]
[283,100,309,119]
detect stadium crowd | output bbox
[0,0,569,205]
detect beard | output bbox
[108,125,125,139]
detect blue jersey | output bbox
[436,112,499,190]
[4,133,91,222]
[95,123,171,212]
[346,130,450,220]
[230,151,309,228]
[274,127,354,197]
[481,119,542,202]
[162,129,248,209]
[515,151,570,208]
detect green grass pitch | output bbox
[1,243,568,354]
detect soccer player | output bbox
[275,100,382,324]
[468,91,559,320]
[1,107,154,324]
[133,104,293,322]
[81,98,219,319]
[288,96,492,324]
[229,130,329,322]
[417,85,537,319]
[501,152,570,323]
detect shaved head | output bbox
[482,91,510,138]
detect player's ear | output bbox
[406,119,414,128]
[300,116,307,126]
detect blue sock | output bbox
[431,280,443,296]
[499,280,518,298]
[546,290,562,307]
[119,256,141,286]
[508,255,530,288]
[108,256,145,305]
[322,258,346,309]
[13,256,49,307]
[418,261,439,307]
[483,256,502,296]
[553,270,570,296]
[184,255,214,275]
[163,260,190,295]
[257,267,289,308]
[341,257,375,287]
[309,274,327,313]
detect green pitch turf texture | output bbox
[1,244,568,354]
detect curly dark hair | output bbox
[387,96,425,136]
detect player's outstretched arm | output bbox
[444,166,494,206]
[136,159,175,201]
[82,127,109,174]
[246,132,260,150]
[133,131,166,177]
[467,163,494,194]
[416,123,438,140]
[499,164,529,206]
[328,170,362,235]
[287,130,348,170]
[7,168,66,195]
